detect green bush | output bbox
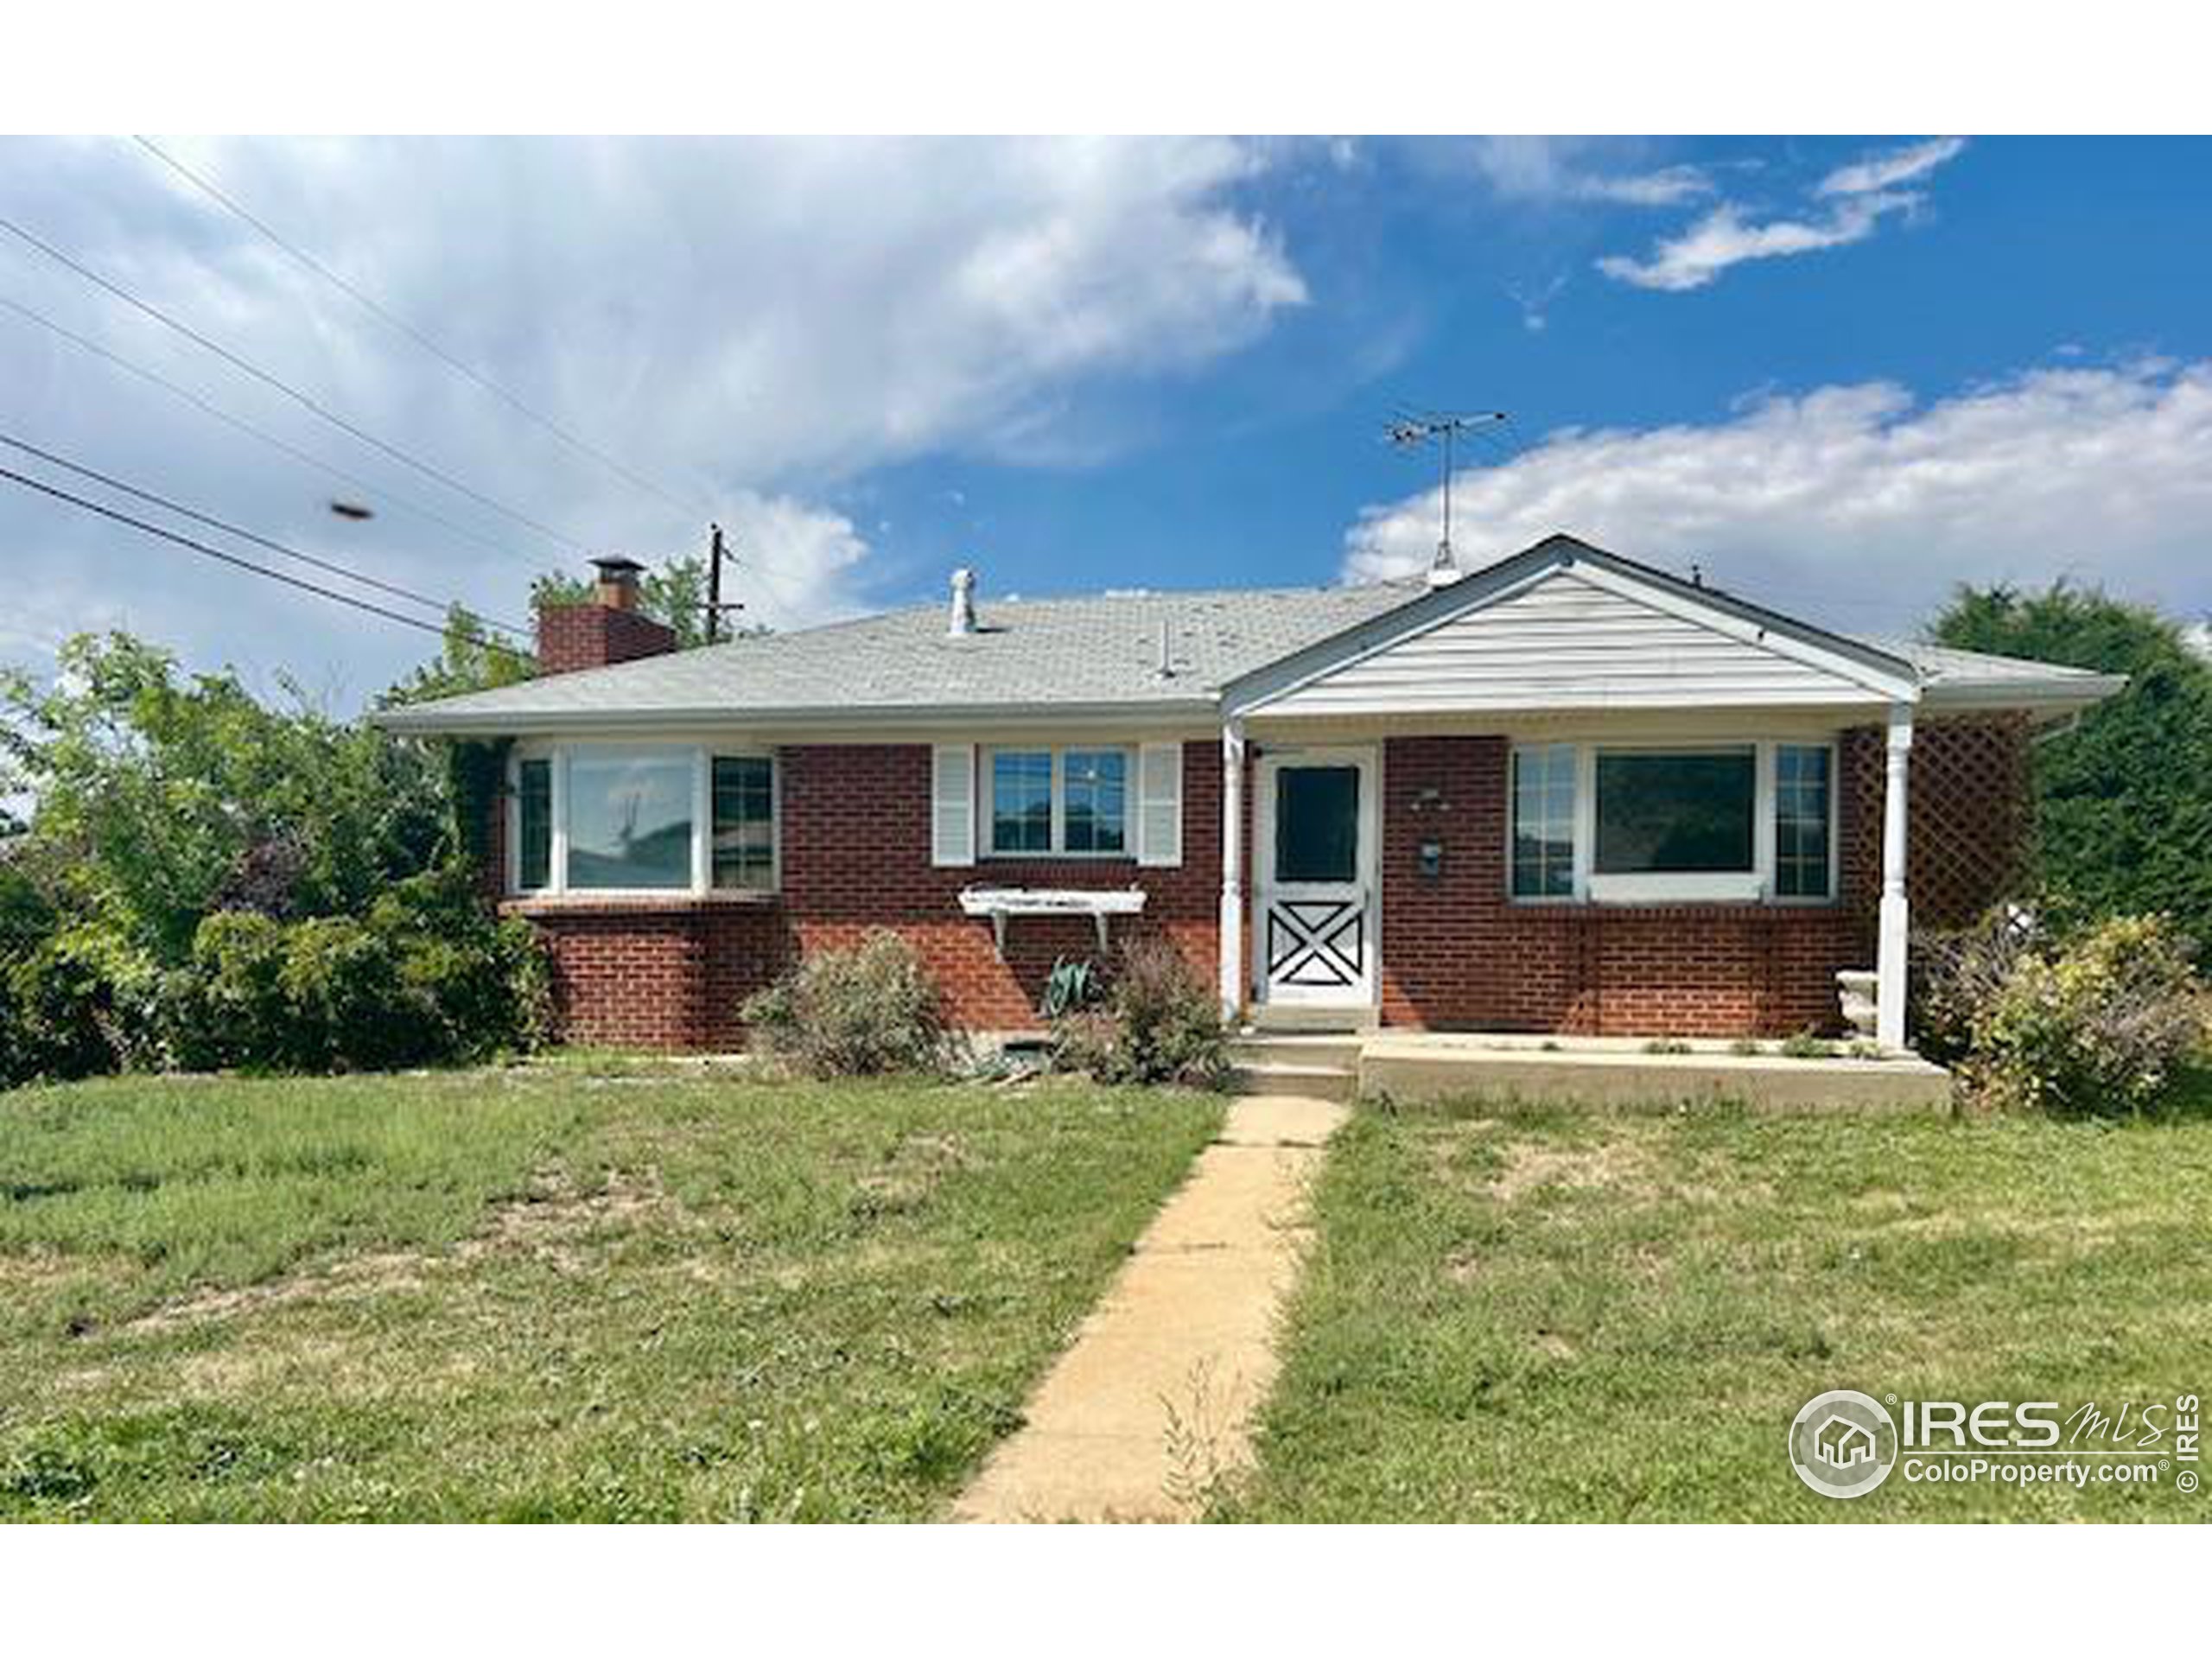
[2,920,171,1084]
[164,871,548,1076]
[741,929,951,1077]
[1912,908,2043,1067]
[1963,914,2205,1117]
[1052,937,1229,1088]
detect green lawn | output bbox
[1223,1095,2212,1522]
[0,1068,1221,1521]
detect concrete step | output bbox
[1230,1060,1357,1103]
[1244,1006,1376,1035]
[1229,1033,1364,1071]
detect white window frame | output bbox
[1505,738,1838,906]
[709,751,782,894]
[982,744,1136,860]
[508,741,779,899]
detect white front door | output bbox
[1255,747,1378,1008]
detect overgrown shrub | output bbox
[1052,938,1229,1088]
[741,929,951,1077]
[1962,914,2204,1117]
[156,870,549,1077]
[1911,906,2044,1067]
[3,919,171,1082]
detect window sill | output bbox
[1588,872,1764,905]
[502,890,780,917]
[980,853,1136,863]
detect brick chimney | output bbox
[537,556,679,674]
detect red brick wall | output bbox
[493,718,2032,1049]
[779,741,1223,1030]
[537,603,678,674]
[504,739,1221,1047]
[1376,720,2031,1038]
[524,901,789,1050]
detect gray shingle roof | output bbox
[1868,639,2126,707]
[378,579,1427,731]
[376,571,2122,734]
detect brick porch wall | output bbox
[1376,719,2032,1037]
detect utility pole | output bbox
[704,522,745,643]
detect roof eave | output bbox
[372,694,1227,738]
[1917,672,2128,721]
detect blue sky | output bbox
[3,136,2209,705]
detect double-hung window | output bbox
[1771,744,1834,900]
[1510,743,1577,899]
[512,745,779,895]
[1507,740,1834,904]
[712,756,778,891]
[988,747,1131,857]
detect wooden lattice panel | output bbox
[1843,715,2033,930]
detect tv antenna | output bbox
[1385,409,1506,586]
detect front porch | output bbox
[1230,1030,1955,1114]
[1213,543,1950,1050]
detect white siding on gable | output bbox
[1262,571,1885,715]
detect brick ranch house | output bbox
[377,534,2121,1052]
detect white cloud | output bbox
[1818,137,1967,198]
[1342,359,2212,631]
[1595,192,1914,291]
[0,137,1303,697]
[1597,137,1966,292]
[1470,138,1712,207]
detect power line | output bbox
[0,429,532,639]
[0,461,531,655]
[0,212,588,556]
[0,292,543,570]
[132,136,708,521]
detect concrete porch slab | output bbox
[1358,1033,1953,1114]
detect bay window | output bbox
[567,747,694,890]
[517,757,552,892]
[511,745,778,896]
[987,747,1131,857]
[1508,740,1836,904]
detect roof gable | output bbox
[1226,534,1920,716]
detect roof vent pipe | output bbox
[1154,617,1175,679]
[948,567,978,637]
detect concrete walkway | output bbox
[951,1093,1350,1522]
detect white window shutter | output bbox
[931,744,976,867]
[1137,741,1183,868]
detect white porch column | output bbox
[1218,717,1247,1022]
[1876,702,1915,1050]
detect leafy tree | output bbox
[531,554,713,649]
[1931,582,2212,951]
[0,632,449,963]
[379,605,537,708]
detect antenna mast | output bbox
[1385,409,1506,587]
